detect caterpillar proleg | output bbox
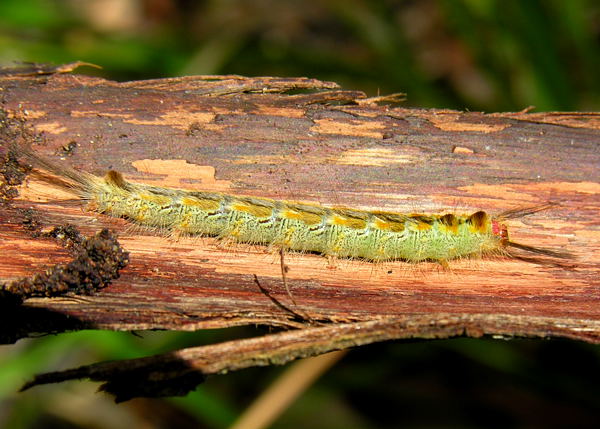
[14,145,570,265]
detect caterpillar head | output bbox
[491,219,509,244]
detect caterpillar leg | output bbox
[437,259,450,270]
[326,255,338,270]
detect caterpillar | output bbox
[13,145,570,265]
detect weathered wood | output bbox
[0,68,599,396]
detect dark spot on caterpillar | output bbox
[439,214,457,227]
[409,215,434,224]
[467,211,488,230]
[105,170,130,190]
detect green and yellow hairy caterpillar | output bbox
[15,145,570,265]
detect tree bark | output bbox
[1,66,598,398]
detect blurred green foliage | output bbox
[1,1,599,428]
[1,0,599,110]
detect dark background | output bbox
[1,1,599,428]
